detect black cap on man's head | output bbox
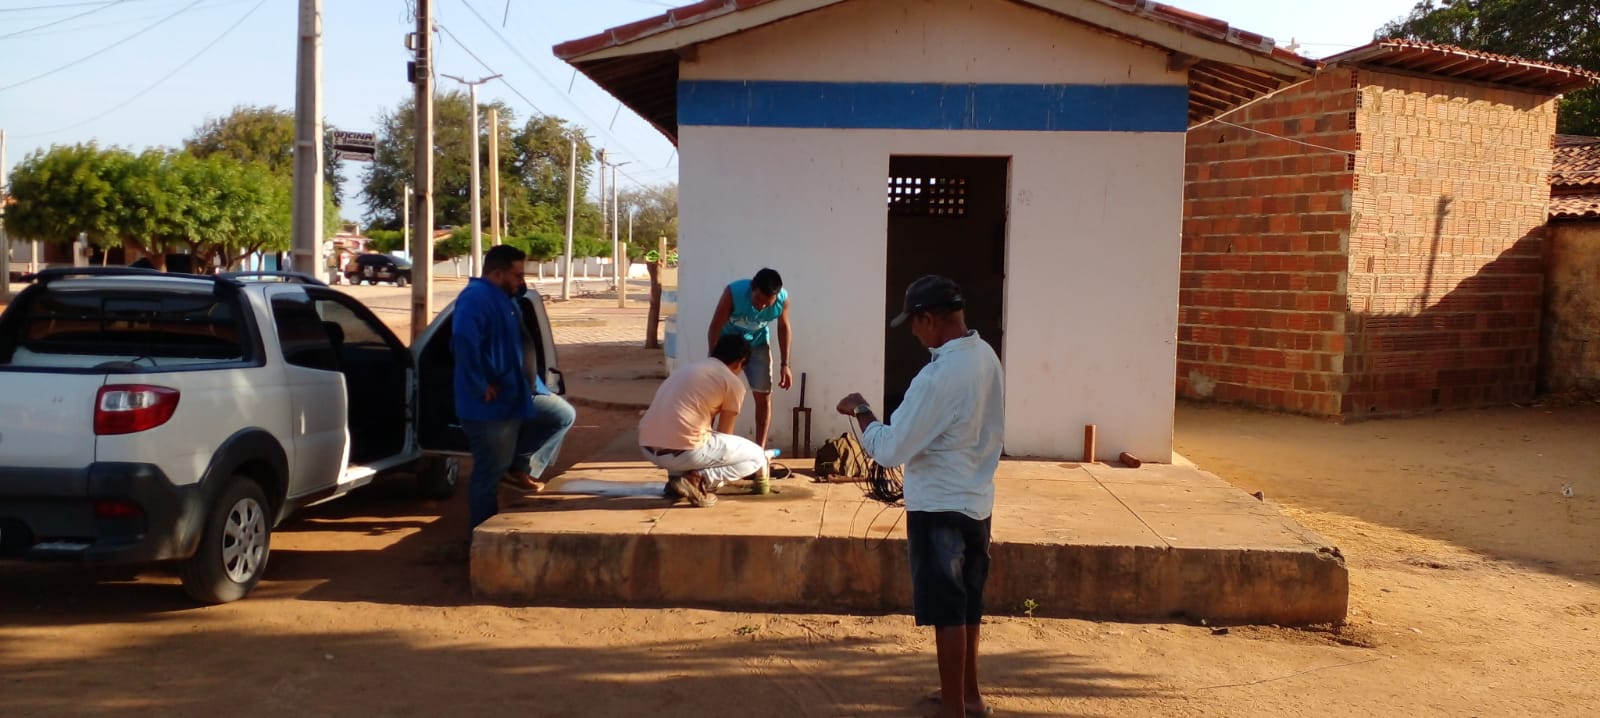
[889,275,963,327]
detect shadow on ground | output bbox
[0,627,1158,717]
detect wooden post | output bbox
[1083,424,1097,464]
[646,236,665,349]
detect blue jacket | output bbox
[451,278,545,422]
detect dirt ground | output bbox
[2,290,1597,716]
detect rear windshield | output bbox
[0,289,252,369]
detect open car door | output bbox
[413,288,564,455]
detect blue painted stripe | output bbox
[678,80,1188,133]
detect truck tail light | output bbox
[95,385,181,435]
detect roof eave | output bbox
[555,0,1321,141]
[1327,41,1600,95]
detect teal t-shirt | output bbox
[721,278,787,347]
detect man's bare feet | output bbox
[927,691,993,716]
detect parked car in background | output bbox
[0,268,563,603]
[345,253,412,286]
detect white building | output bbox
[556,0,1314,461]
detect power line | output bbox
[0,0,206,93]
[437,22,546,116]
[0,0,246,40]
[19,0,269,139]
[0,0,178,13]
[455,0,659,178]
[0,0,128,40]
[0,0,121,10]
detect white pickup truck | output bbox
[0,268,563,602]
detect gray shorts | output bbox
[742,341,774,393]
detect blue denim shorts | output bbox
[906,511,992,627]
[742,341,774,393]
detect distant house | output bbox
[1179,40,1599,418]
[556,0,1316,461]
[1542,134,1600,394]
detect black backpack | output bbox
[813,432,873,480]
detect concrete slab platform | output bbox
[473,455,1348,625]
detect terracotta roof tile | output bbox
[1325,39,1600,94]
[1551,192,1600,219]
[1553,135,1600,188]
[555,0,1309,64]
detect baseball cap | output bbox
[889,275,964,327]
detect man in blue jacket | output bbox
[453,244,577,529]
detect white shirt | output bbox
[861,331,1004,520]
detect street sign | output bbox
[331,130,376,149]
[331,131,376,162]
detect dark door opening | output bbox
[884,156,1008,417]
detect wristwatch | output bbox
[852,403,873,417]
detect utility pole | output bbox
[487,106,500,247]
[290,0,324,275]
[409,0,434,341]
[597,148,607,266]
[442,73,500,278]
[611,160,628,309]
[561,136,576,300]
[1,128,10,301]
[623,205,635,310]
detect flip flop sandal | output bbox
[500,473,543,493]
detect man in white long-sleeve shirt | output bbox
[836,275,1004,718]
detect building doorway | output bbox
[884,156,1008,416]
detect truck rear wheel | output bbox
[180,478,271,604]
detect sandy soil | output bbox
[2,290,1597,716]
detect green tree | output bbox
[1380,1,1600,135]
[184,104,347,206]
[5,144,311,271]
[365,228,405,254]
[360,94,604,239]
[509,115,598,236]
[618,183,678,254]
[363,91,512,229]
[113,150,201,264]
[190,156,298,270]
[438,226,473,261]
[3,143,129,251]
[574,235,610,259]
[510,232,564,263]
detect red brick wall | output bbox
[1179,69,1359,416]
[1343,70,1556,415]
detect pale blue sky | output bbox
[0,0,1422,221]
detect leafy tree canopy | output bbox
[6,143,333,270]
[185,104,347,205]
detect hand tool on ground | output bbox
[792,372,813,459]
